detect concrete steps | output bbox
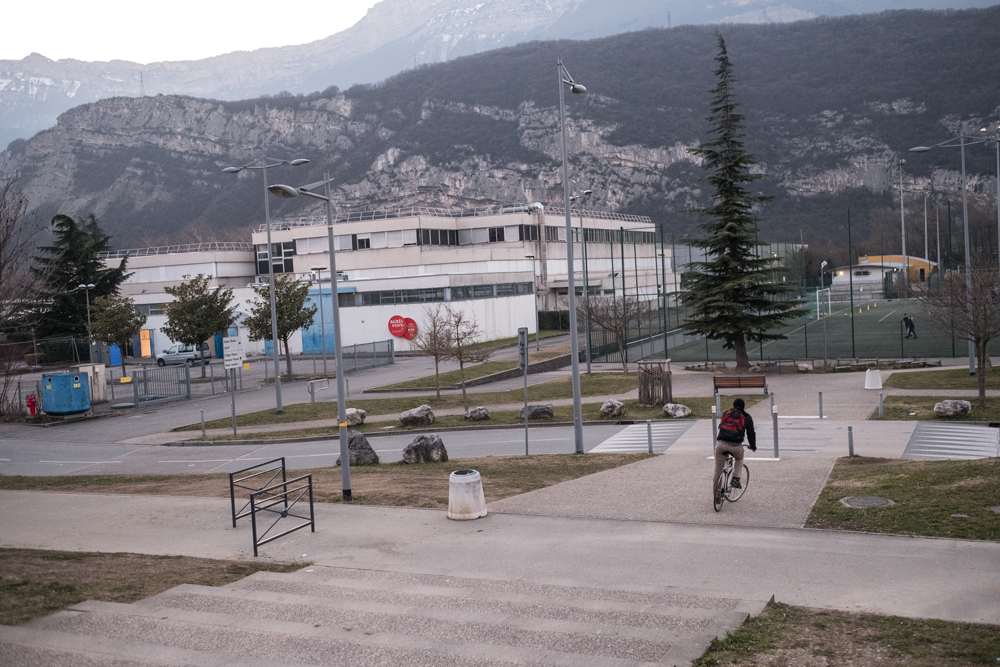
[1,566,765,666]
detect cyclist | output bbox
[714,398,756,494]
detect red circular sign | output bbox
[388,315,407,337]
[403,318,418,340]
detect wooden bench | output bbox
[713,375,768,396]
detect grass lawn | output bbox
[694,599,1000,667]
[884,367,1000,390]
[874,395,1000,421]
[806,457,1000,540]
[177,373,644,431]
[374,349,564,390]
[185,397,731,442]
[0,453,652,509]
[0,549,304,626]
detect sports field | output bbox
[663,299,1000,363]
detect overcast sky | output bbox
[4,0,382,64]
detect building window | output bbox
[488,227,505,243]
[256,242,294,275]
[354,234,371,250]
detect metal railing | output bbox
[230,457,288,527]
[265,206,651,231]
[98,242,254,259]
[130,365,191,406]
[250,474,315,557]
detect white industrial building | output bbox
[101,205,670,360]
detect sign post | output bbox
[223,337,242,437]
[519,327,529,456]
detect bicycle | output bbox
[713,445,750,512]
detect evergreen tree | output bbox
[32,214,129,338]
[681,34,803,371]
[161,274,237,378]
[244,275,317,379]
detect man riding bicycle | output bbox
[714,398,756,493]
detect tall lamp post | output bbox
[310,264,329,376]
[569,189,592,373]
[910,130,990,376]
[557,57,587,455]
[524,254,541,351]
[223,156,309,413]
[898,159,909,288]
[78,283,96,361]
[269,173,351,501]
[981,123,1000,286]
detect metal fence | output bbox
[129,365,191,406]
[340,339,395,374]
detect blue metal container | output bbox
[41,372,91,415]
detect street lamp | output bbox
[310,264,328,376]
[980,123,1000,286]
[77,283,96,361]
[569,189,593,373]
[557,57,586,455]
[223,156,309,413]
[910,129,988,376]
[524,254,541,351]
[898,159,909,288]
[268,173,352,502]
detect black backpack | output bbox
[718,408,746,442]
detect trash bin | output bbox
[448,470,487,520]
[41,373,91,415]
[864,369,882,390]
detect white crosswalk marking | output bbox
[590,421,695,453]
[903,422,1000,460]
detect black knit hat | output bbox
[733,398,746,409]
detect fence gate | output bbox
[130,365,191,406]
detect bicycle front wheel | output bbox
[713,470,727,512]
[727,464,750,502]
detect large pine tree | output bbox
[32,214,129,338]
[682,34,803,371]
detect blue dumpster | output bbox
[41,373,91,415]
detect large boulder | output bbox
[934,400,971,417]
[336,430,379,466]
[519,404,554,420]
[600,399,627,417]
[465,406,490,421]
[663,403,692,419]
[345,407,366,426]
[402,434,449,464]
[400,404,435,426]
[797,364,812,373]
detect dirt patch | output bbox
[694,600,1000,666]
[0,548,306,626]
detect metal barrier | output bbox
[130,365,191,407]
[307,378,329,403]
[229,457,288,527]
[340,339,394,374]
[250,474,315,557]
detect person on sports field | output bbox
[714,398,757,492]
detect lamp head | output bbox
[222,167,241,174]
[525,254,535,259]
[570,84,586,94]
[899,158,906,165]
[583,189,592,196]
[909,147,931,153]
[268,184,299,198]
[289,159,310,166]
[310,265,327,272]
[78,284,86,289]
[820,260,828,270]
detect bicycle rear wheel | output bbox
[713,470,727,512]
[727,464,749,502]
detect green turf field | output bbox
[661,298,1000,363]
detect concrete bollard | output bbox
[848,425,855,457]
[647,420,653,454]
[769,392,775,413]
[346,378,350,397]
[715,392,721,417]
[711,406,718,449]
[879,392,884,419]
[819,392,823,419]
[448,470,487,520]
[201,409,205,437]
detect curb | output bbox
[163,416,692,447]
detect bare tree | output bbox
[0,175,45,420]
[444,304,494,411]
[410,304,453,398]
[573,295,644,373]
[917,264,1000,408]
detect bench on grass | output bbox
[713,375,768,395]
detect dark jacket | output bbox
[718,408,756,449]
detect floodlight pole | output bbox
[558,57,585,455]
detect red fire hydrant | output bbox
[26,395,36,416]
